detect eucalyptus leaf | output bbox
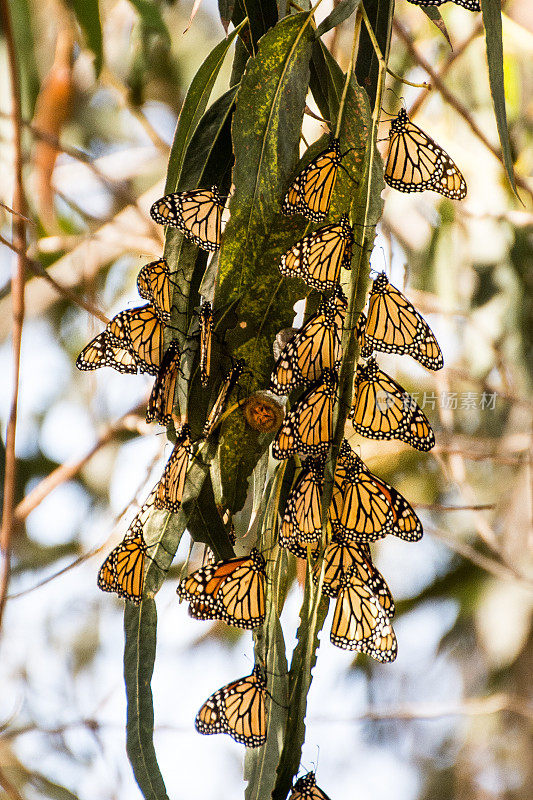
[480,0,518,196]
[66,0,103,75]
[421,6,452,48]
[314,0,360,40]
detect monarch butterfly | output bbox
[290,772,332,800]
[384,108,467,200]
[97,521,150,604]
[105,304,164,375]
[202,359,246,438]
[272,369,337,460]
[407,0,479,9]
[283,138,342,222]
[154,424,192,512]
[360,272,443,370]
[146,340,180,425]
[199,301,213,387]
[328,438,358,526]
[270,287,347,395]
[195,665,267,747]
[76,331,139,374]
[136,258,174,323]
[176,548,266,629]
[312,532,395,618]
[349,358,435,451]
[279,458,324,559]
[355,310,368,356]
[330,566,397,662]
[332,453,423,542]
[150,187,224,251]
[279,215,353,291]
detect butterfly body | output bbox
[361,272,443,370]
[150,187,224,251]
[195,666,267,747]
[349,358,435,451]
[384,108,466,200]
[279,215,353,291]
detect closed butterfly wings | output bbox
[137,258,174,323]
[279,215,353,291]
[279,458,324,558]
[98,523,149,604]
[350,358,435,451]
[155,424,192,512]
[385,109,466,200]
[330,565,397,662]
[361,272,443,370]
[199,301,213,387]
[150,187,224,251]
[282,139,342,222]
[270,287,347,395]
[273,369,337,459]
[195,666,267,747]
[177,549,266,629]
[146,340,181,425]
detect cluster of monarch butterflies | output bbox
[75,2,477,768]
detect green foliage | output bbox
[65,0,103,75]
[481,0,517,196]
[314,0,360,39]
[10,0,40,117]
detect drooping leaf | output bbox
[314,0,360,40]
[480,0,518,196]
[66,0,103,75]
[218,0,236,33]
[229,0,279,83]
[213,12,315,516]
[354,0,392,106]
[125,600,169,800]
[420,6,452,49]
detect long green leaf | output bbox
[314,0,360,39]
[66,0,103,76]
[420,6,452,48]
[481,0,517,195]
[164,20,246,195]
[214,12,315,516]
[125,601,168,800]
[354,0,391,105]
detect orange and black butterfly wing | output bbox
[279,216,353,291]
[199,302,213,387]
[330,567,397,662]
[270,288,347,394]
[155,424,191,512]
[282,140,341,222]
[136,259,173,323]
[290,772,332,800]
[105,305,163,375]
[273,370,337,460]
[195,666,267,747]
[362,273,443,370]
[360,461,423,542]
[146,340,180,425]
[97,551,118,594]
[384,109,466,199]
[202,360,245,437]
[150,188,223,251]
[76,332,139,374]
[407,0,480,13]
[113,523,147,604]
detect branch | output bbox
[393,18,533,202]
[0,0,27,635]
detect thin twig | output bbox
[14,406,149,523]
[0,232,109,324]
[393,18,532,202]
[0,0,27,635]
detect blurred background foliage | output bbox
[0,0,532,799]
